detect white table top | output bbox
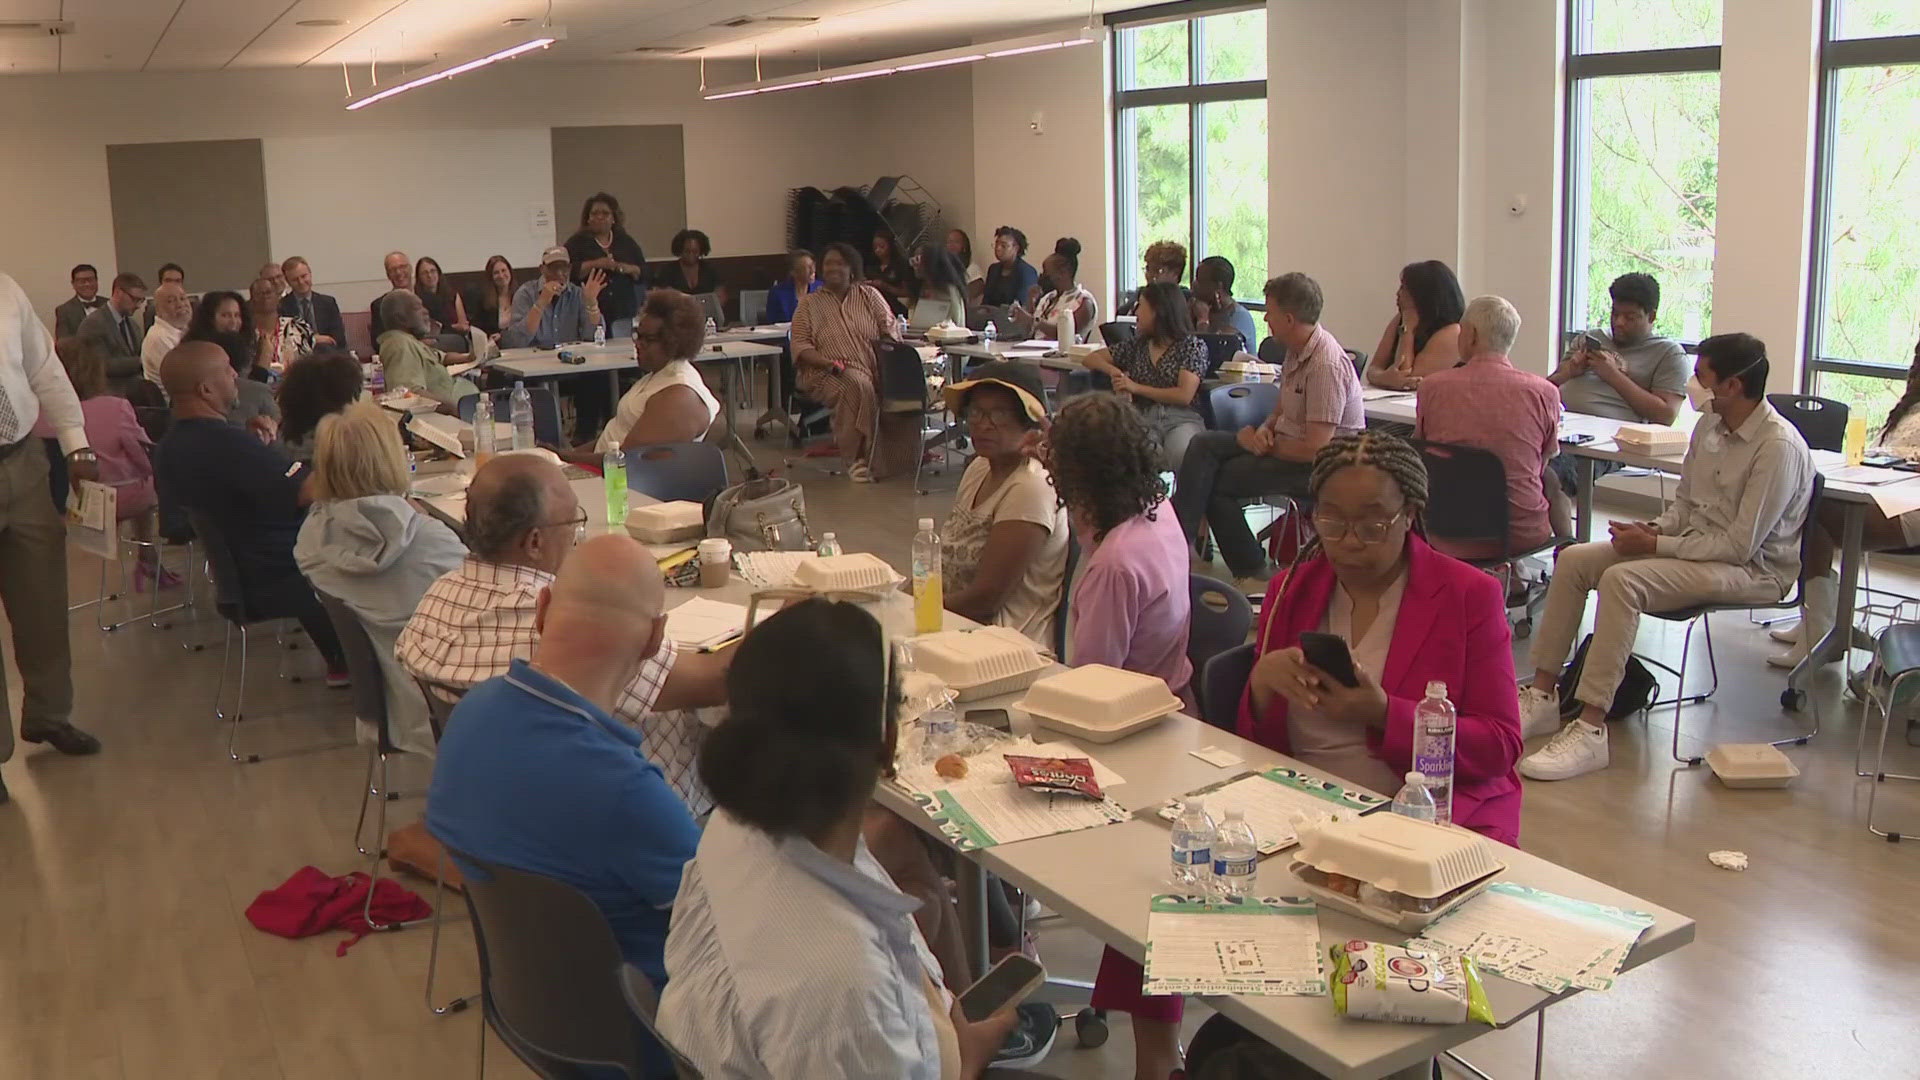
[419,471,653,531]
[706,323,790,344]
[938,338,1081,371]
[1365,395,1912,508]
[491,340,782,380]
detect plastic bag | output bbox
[1330,939,1492,1026]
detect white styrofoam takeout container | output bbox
[909,627,1049,702]
[1015,664,1182,743]
[1289,814,1508,932]
[792,552,900,593]
[624,501,706,544]
[1705,743,1800,788]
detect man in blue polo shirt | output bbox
[427,533,700,990]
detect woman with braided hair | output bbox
[1090,431,1524,1080]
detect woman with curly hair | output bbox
[565,192,649,332]
[1095,430,1523,1080]
[278,349,366,463]
[1048,392,1193,705]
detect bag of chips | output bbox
[1003,754,1103,799]
[1329,940,1493,1026]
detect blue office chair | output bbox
[1200,642,1256,732]
[1208,382,1281,432]
[625,442,730,505]
[1189,574,1254,718]
[458,387,563,447]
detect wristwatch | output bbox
[67,448,97,464]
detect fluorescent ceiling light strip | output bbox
[703,26,1099,100]
[347,29,563,110]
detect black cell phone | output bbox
[1298,631,1360,688]
[1563,432,1595,445]
[958,954,1046,1022]
[965,708,1012,733]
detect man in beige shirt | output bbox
[1518,332,1814,781]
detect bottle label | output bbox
[1172,847,1211,866]
[1213,856,1256,878]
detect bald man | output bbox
[369,251,412,338]
[154,342,348,684]
[141,282,191,387]
[398,454,729,812]
[427,533,701,1035]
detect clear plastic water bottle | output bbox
[602,449,627,524]
[1412,682,1457,825]
[509,380,535,451]
[593,321,606,348]
[911,518,942,634]
[1391,772,1438,822]
[983,320,998,346]
[923,690,959,756]
[896,313,908,338]
[1211,808,1258,898]
[704,316,718,337]
[1170,797,1217,896]
[817,531,842,557]
[471,393,496,460]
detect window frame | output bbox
[1110,1,1268,306]
[1801,0,1920,393]
[1558,0,1721,340]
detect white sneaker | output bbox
[1519,721,1609,781]
[1769,620,1800,644]
[1518,686,1564,739]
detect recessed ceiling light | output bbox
[296,18,347,27]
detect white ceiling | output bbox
[0,0,1151,75]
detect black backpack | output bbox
[1556,634,1659,720]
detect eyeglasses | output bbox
[632,329,662,344]
[964,405,1025,427]
[543,508,590,545]
[1311,511,1405,545]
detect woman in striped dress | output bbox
[791,242,902,483]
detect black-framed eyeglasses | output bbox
[1311,511,1405,544]
[964,405,1024,427]
[543,508,589,545]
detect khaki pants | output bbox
[0,442,72,763]
[1531,541,1782,711]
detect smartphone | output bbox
[1563,432,1595,445]
[965,708,1012,733]
[1298,631,1360,688]
[958,954,1046,1023]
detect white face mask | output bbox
[1685,376,1714,413]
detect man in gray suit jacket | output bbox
[75,272,148,396]
[278,256,348,349]
[52,264,107,340]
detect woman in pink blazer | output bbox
[1095,432,1524,1080]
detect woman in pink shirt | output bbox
[59,343,175,590]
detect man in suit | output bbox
[279,256,347,349]
[75,272,148,396]
[53,264,106,340]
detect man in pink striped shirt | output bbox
[1415,295,1569,558]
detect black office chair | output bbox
[618,963,705,1080]
[1413,440,1569,637]
[624,442,730,504]
[1199,642,1256,732]
[189,509,343,765]
[318,592,433,935]
[1256,336,1285,366]
[449,847,651,1079]
[1196,333,1242,380]
[1641,473,1825,763]
[875,338,948,494]
[458,386,564,447]
[1208,382,1281,432]
[1767,393,1848,453]
[1189,574,1254,699]
[1345,349,1368,378]
[1097,320,1138,348]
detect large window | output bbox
[1113,5,1267,302]
[1562,1,1722,342]
[1806,1,1920,426]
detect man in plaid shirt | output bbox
[397,455,728,815]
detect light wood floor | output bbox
[4,437,1919,1080]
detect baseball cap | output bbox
[541,246,570,266]
[942,360,1048,424]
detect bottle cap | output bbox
[918,517,935,530]
[1223,807,1244,820]
[1406,771,1427,785]
[1425,680,1448,698]
[514,379,525,389]
[823,531,835,539]
[1187,797,1205,813]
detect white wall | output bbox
[0,61,974,320]
[971,35,1112,312]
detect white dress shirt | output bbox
[1653,398,1814,593]
[658,811,952,1079]
[142,318,185,388]
[0,272,87,453]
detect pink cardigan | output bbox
[1236,534,1524,846]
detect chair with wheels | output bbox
[624,442,730,505]
[1767,394,1848,452]
[188,509,347,765]
[457,386,564,447]
[318,592,434,935]
[1207,382,1280,433]
[1199,642,1256,732]
[617,963,705,1080]
[1412,439,1570,637]
[1640,473,1825,764]
[447,846,653,1080]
